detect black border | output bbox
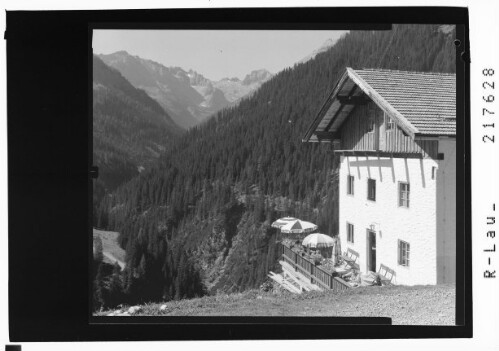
[7,7,471,341]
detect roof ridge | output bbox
[356,68,456,76]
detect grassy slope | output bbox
[96,283,455,325]
[93,228,126,268]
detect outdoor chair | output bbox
[341,248,359,264]
[377,264,395,285]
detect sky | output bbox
[92,30,348,81]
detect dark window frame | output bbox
[385,114,395,131]
[347,222,354,243]
[367,103,376,133]
[399,182,410,208]
[367,178,376,201]
[367,114,375,133]
[347,175,354,195]
[398,239,410,267]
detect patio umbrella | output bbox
[302,233,335,248]
[271,216,298,229]
[280,219,318,234]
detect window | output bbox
[399,182,410,207]
[347,175,354,195]
[367,114,375,133]
[367,103,376,133]
[398,240,410,266]
[367,178,376,201]
[385,115,395,131]
[347,222,354,243]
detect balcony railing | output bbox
[280,243,351,292]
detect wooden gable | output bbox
[302,68,453,160]
[339,101,439,159]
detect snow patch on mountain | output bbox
[297,38,338,64]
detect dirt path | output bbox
[102,251,125,270]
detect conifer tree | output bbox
[108,262,123,307]
[94,236,104,263]
[93,262,107,310]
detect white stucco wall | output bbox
[338,155,439,285]
[436,139,457,283]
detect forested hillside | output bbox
[93,55,182,216]
[93,24,456,311]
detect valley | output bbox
[92,55,181,202]
[98,51,272,129]
[92,25,456,313]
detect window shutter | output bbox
[399,183,402,207]
[398,240,401,265]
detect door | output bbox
[367,230,376,272]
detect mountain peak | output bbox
[102,50,134,60]
[98,51,138,65]
[186,69,211,86]
[320,38,336,48]
[114,50,131,56]
[242,69,272,85]
[297,38,338,64]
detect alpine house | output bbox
[303,68,456,285]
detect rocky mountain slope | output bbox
[92,55,182,212]
[98,51,272,129]
[213,69,273,105]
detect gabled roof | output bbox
[303,68,456,142]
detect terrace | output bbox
[270,240,394,293]
[280,242,351,292]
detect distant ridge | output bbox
[98,51,272,129]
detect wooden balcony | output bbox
[280,243,351,292]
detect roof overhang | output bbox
[413,134,457,140]
[303,68,419,143]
